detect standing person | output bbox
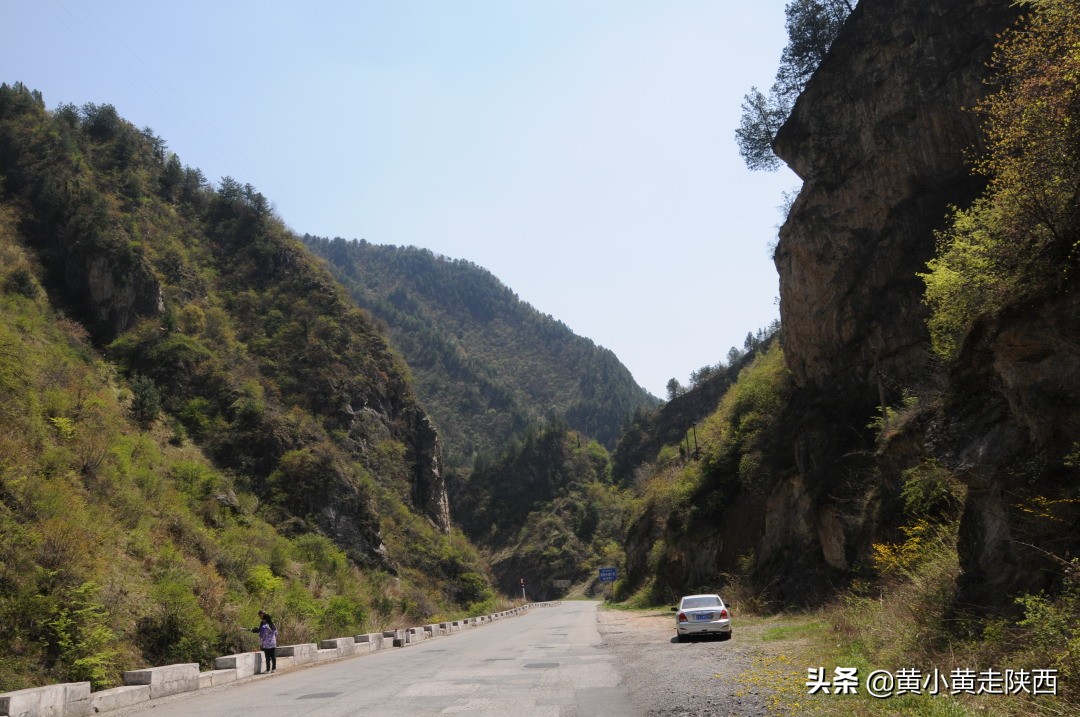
[249,610,278,673]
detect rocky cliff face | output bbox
[70,249,164,341]
[408,411,452,533]
[755,0,1026,604]
[929,290,1080,608]
[774,0,1018,397]
[763,0,1080,612]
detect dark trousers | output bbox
[262,647,276,672]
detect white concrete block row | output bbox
[0,605,542,717]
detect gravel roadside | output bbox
[597,606,804,717]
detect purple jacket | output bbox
[255,623,277,649]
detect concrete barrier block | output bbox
[422,624,441,637]
[275,656,295,671]
[405,627,425,644]
[123,664,199,699]
[318,637,356,657]
[315,649,338,662]
[88,685,150,713]
[0,684,59,717]
[207,669,238,687]
[355,633,384,651]
[383,629,405,647]
[213,652,262,679]
[198,672,213,690]
[0,682,91,717]
[276,644,317,664]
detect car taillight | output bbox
[677,612,688,622]
[720,609,728,619]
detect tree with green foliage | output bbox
[736,88,789,171]
[736,0,854,171]
[921,0,1080,357]
[129,372,161,428]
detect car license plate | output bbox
[694,613,712,621]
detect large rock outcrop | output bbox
[929,290,1080,608]
[774,0,1018,398]
[70,248,164,341]
[621,0,1078,611]
[756,0,1022,602]
[767,0,1078,612]
[408,411,451,533]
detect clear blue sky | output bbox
[5,0,798,397]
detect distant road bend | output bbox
[113,601,635,717]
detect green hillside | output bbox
[450,419,629,598]
[0,83,495,691]
[303,237,659,465]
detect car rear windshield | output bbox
[682,596,722,609]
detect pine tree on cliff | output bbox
[736,0,854,171]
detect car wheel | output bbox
[720,632,732,641]
[676,633,685,643]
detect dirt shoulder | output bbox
[597,606,814,717]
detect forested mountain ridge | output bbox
[303,236,659,464]
[451,419,629,597]
[611,333,776,484]
[0,83,496,690]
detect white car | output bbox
[673,594,731,642]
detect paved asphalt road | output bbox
[117,601,635,717]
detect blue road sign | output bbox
[598,567,618,582]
